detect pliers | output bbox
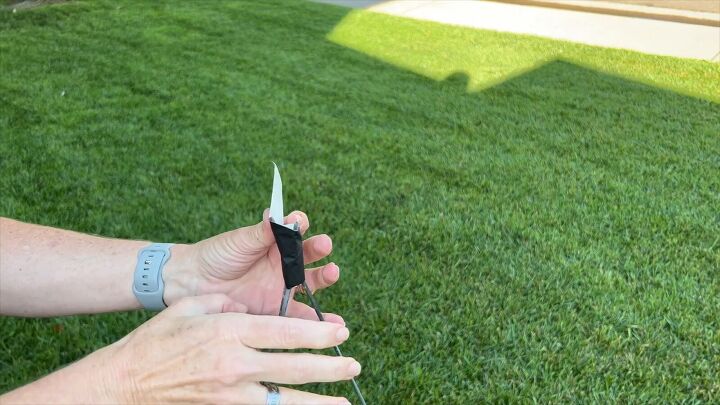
[268,163,366,405]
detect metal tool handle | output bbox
[277,285,367,405]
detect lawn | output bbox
[1,0,719,402]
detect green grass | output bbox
[1,0,719,402]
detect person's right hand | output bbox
[107,294,360,404]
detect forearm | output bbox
[0,218,195,316]
[0,344,123,404]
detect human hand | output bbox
[106,294,359,404]
[164,210,344,323]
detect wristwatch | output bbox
[132,243,173,311]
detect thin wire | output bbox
[303,281,367,405]
[279,288,291,316]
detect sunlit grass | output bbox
[328,10,720,99]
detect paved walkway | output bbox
[313,0,720,61]
[610,1,719,14]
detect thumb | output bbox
[169,294,248,316]
[226,209,274,254]
[223,209,309,257]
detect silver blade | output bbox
[270,163,295,229]
[270,162,284,225]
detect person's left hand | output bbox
[163,210,344,324]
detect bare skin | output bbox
[0,212,356,403]
[0,210,343,320]
[2,294,358,404]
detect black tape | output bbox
[270,221,305,289]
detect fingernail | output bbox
[338,400,351,405]
[336,327,349,341]
[328,265,340,280]
[348,361,361,376]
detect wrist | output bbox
[1,343,129,404]
[162,243,199,306]
[87,343,133,403]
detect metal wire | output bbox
[279,288,291,317]
[303,281,367,405]
[277,284,367,405]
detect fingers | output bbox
[286,300,345,325]
[270,210,310,235]
[305,262,340,292]
[221,209,274,257]
[276,386,350,405]
[168,294,248,316]
[285,211,310,235]
[230,315,349,350]
[226,210,323,263]
[246,384,350,405]
[253,352,361,384]
[243,209,310,254]
[302,234,332,264]
[226,209,310,255]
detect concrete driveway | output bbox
[313,0,720,61]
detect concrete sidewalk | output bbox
[313,0,720,61]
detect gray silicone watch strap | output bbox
[133,243,173,311]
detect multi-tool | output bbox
[268,163,366,405]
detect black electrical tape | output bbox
[270,221,305,289]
